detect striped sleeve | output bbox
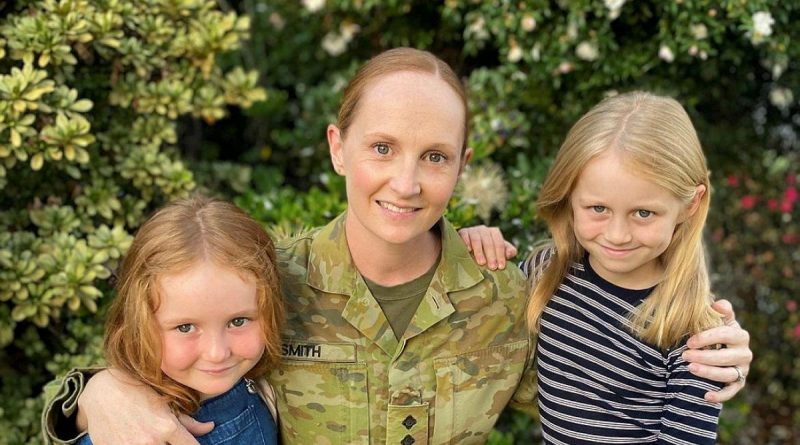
[657,344,722,444]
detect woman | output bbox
[42,48,752,445]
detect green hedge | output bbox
[0,1,263,443]
[1,1,797,443]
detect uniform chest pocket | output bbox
[432,340,528,445]
[270,359,369,445]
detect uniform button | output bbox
[401,435,415,445]
[402,415,417,429]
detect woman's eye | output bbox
[176,324,194,334]
[591,206,606,213]
[374,143,390,155]
[427,152,445,163]
[229,317,248,328]
[637,209,653,218]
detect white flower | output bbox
[302,0,325,13]
[531,43,542,61]
[467,15,489,41]
[769,87,794,110]
[456,163,509,222]
[507,44,523,63]
[770,59,787,79]
[557,61,573,74]
[690,24,708,40]
[521,14,537,32]
[753,11,775,37]
[322,32,347,56]
[567,22,578,40]
[688,45,699,57]
[575,41,599,61]
[341,22,361,40]
[750,11,775,44]
[658,45,675,63]
[322,22,360,57]
[604,0,626,20]
[269,12,285,30]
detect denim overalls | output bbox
[76,378,277,445]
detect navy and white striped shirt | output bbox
[524,250,721,444]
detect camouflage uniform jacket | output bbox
[270,213,537,445]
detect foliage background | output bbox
[1,1,797,444]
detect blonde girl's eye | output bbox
[591,205,606,213]
[229,317,249,328]
[176,324,194,334]
[636,209,654,218]
[373,143,390,155]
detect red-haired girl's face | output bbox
[155,260,265,400]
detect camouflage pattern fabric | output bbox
[40,212,538,445]
[270,213,537,444]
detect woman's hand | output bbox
[458,225,518,270]
[682,299,753,403]
[78,369,211,444]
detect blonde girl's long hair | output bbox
[104,196,284,414]
[528,91,720,349]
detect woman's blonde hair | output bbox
[104,196,284,414]
[529,91,720,349]
[337,47,470,153]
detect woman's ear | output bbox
[684,184,707,220]
[327,124,345,175]
[458,147,474,175]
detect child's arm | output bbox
[457,225,518,269]
[659,345,723,444]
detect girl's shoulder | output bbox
[519,242,555,280]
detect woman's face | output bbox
[328,71,470,249]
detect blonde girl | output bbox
[526,91,722,444]
[76,196,284,445]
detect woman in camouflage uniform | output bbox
[43,48,752,445]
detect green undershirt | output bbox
[364,258,440,341]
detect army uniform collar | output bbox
[306,212,484,296]
[306,212,486,356]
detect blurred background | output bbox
[0,1,796,443]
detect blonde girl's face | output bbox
[570,150,703,290]
[155,260,265,400]
[328,71,471,249]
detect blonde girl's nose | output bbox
[605,215,633,244]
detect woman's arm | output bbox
[682,299,752,403]
[47,369,208,445]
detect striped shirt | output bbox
[524,250,721,444]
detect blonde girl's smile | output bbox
[570,149,704,290]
